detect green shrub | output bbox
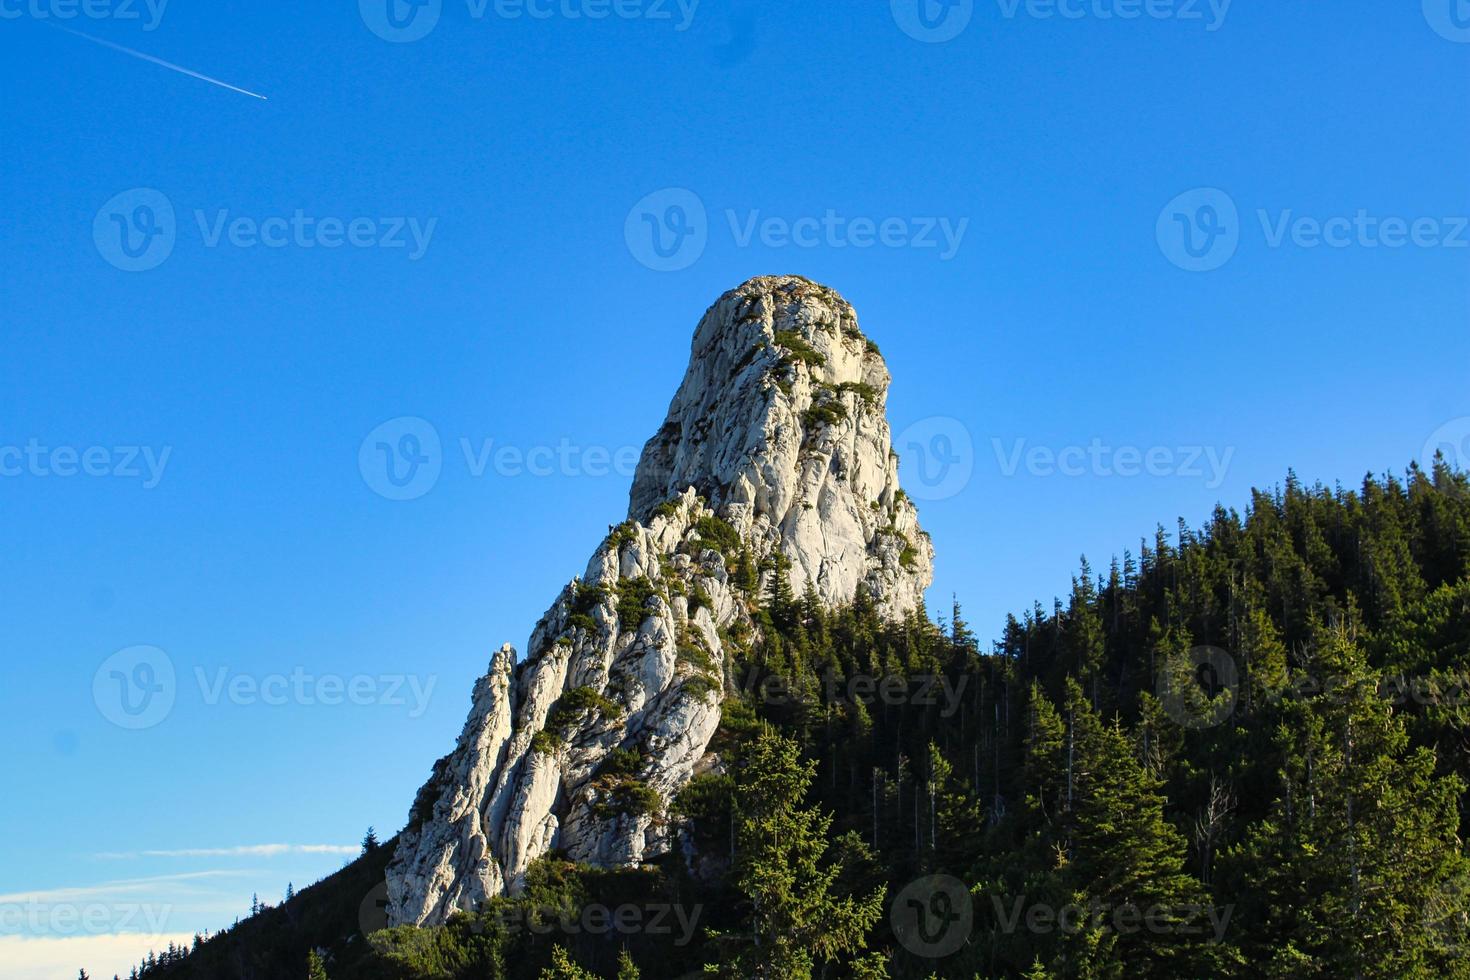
[606,522,638,549]
[547,686,621,732]
[693,515,742,560]
[801,402,847,429]
[530,730,564,755]
[671,771,734,822]
[681,673,720,702]
[836,381,880,407]
[616,576,659,626]
[772,330,825,369]
[597,747,643,780]
[593,779,663,820]
[689,583,714,615]
[572,581,608,614]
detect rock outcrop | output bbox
[386,276,933,927]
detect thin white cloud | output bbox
[96,844,357,860]
[0,933,197,980]
[0,871,250,907]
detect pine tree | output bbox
[707,728,886,979]
[1227,627,1470,978]
[540,946,598,980]
[1058,679,1221,978]
[307,949,329,980]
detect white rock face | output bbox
[386,276,933,927]
[630,275,933,619]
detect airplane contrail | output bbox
[47,23,268,101]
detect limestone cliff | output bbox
[386,276,933,926]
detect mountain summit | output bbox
[386,276,934,926]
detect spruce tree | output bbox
[707,728,886,979]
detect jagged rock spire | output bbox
[630,275,933,617]
[386,276,933,927]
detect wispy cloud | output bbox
[95,844,357,860]
[0,933,198,980]
[0,871,251,906]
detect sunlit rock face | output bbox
[386,276,933,927]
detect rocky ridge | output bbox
[386,276,934,927]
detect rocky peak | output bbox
[630,275,933,617]
[385,277,933,927]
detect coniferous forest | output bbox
[132,460,1470,979]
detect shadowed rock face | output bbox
[386,276,933,927]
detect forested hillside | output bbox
[134,459,1470,979]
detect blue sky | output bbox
[2,1,1467,976]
